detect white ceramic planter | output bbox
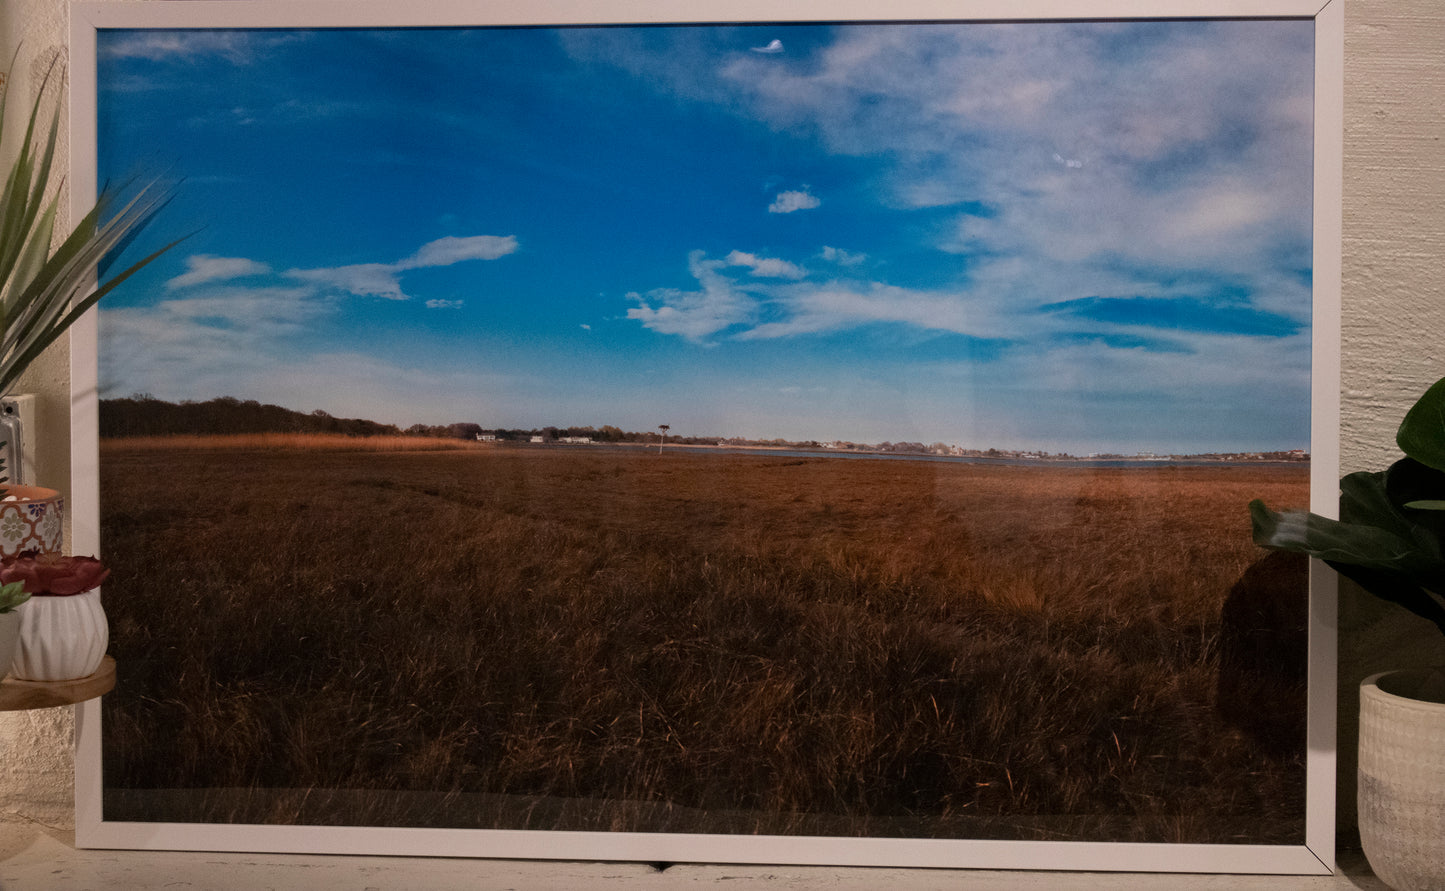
[10,590,108,681]
[0,610,19,679]
[1359,669,1445,891]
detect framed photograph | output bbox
[68,0,1342,873]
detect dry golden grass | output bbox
[98,442,1311,843]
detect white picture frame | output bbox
[67,0,1342,874]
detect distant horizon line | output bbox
[100,393,1311,459]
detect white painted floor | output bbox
[0,826,1393,890]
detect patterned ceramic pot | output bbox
[0,611,18,680]
[10,590,108,681]
[1359,669,1445,891]
[0,485,63,557]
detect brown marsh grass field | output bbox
[98,435,1311,843]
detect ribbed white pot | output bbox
[0,611,19,679]
[10,590,108,681]
[1359,669,1445,891]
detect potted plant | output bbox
[0,54,176,686]
[2,551,109,681]
[0,579,31,679]
[1251,375,1445,891]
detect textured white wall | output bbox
[0,0,1440,843]
[1341,3,1445,464]
[1335,0,1445,842]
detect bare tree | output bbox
[658,424,670,454]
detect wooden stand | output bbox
[0,656,115,711]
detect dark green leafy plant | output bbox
[1251,376,1445,636]
[0,55,180,486]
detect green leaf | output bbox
[0,579,28,613]
[1251,473,1445,636]
[1397,376,1445,472]
[1406,500,1445,511]
[1249,497,1423,572]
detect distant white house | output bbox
[560,436,593,444]
[530,435,544,443]
[475,433,496,442]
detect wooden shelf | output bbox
[0,656,115,711]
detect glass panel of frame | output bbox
[69,0,1342,873]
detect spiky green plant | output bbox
[1251,376,1445,637]
[0,56,179,453]
[0,55,179,487]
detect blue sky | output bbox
[96,19,1315,454]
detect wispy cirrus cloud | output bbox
[166,255,272,290]
[162,234,520,301]
[724,21,1312,278]
[625,251,758,342]
[586,20,1311,340]
[107,233,518,399]
[624,243,1305,354]
[287,263,409,299]
[99,30,304,65]
[627,251,1009,344]
[286,234,518,300]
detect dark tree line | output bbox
[100,396,403,438]
[99,396,713,445]
[484,425,719,445]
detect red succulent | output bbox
[0,551,110,596]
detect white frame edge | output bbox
[68,0,1343,874]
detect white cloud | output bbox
[725,250,805,279]
[100,286,332,398]
[751,39,785,54]
[398,235,519,269]
[167,255,272,290]
[102,232,521,401]
[714,20,1313,308]
[99,31,263,64]
[735,282,997,341]
[283,233,518,300]
[625,251,758,342]
[768,189,821,214]
[819,246,866,266]
[288,263,407,300]
[566,20,1312,304]
[625,251,1013,345]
